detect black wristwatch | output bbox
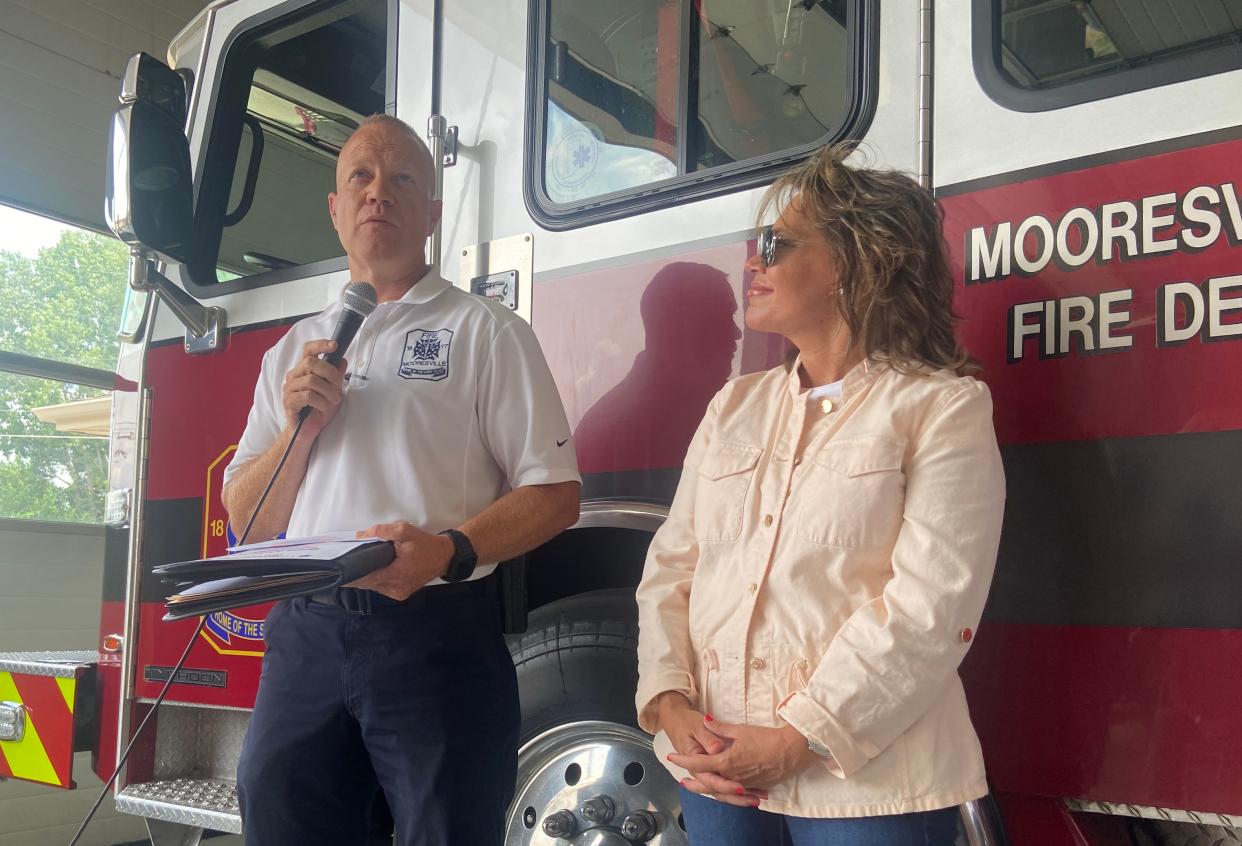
[438,529,478,582]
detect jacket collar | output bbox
[785,353,887,400]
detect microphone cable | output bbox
[236,414,308,546]
[70,281,373,845]
[67,416,309,846]
[66,615,206,846]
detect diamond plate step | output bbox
[116,777,242,834]
[0,650,97,678]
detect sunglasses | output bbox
[757,225,797,268]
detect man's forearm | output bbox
[221,426,314,543]
[458,481,581,565]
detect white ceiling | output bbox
[0,0,213,232]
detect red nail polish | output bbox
[735,787,745,795]
[705,713,714,721]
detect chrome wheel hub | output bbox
[506,721,687,845]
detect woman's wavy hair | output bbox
[757,143,976,375]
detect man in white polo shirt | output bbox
[221,114,580,846]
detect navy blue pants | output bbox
[679,787,961,846]
[237,582,520,846]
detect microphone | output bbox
[298,281,378,421]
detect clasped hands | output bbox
[657,692,819,807]
[346,521,454,601]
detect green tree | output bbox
[0,229,129,522]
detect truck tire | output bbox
[504,589,687,845]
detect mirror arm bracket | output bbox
[129,247,226,354]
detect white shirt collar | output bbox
[391,268,451,305]
[786,353,885,399]
[326,268,451,313]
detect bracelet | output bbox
[806,738,833,759]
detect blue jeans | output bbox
[679,787,961,846]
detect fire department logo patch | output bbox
[399,328,453,381]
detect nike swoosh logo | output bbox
[557,438,569,447]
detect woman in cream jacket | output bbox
[635,146,1006,845]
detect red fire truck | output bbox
[1,1,1239,844]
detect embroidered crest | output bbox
[399,328,454,381]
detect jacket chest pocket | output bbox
[791,435,906,549]
[693,443,761,542]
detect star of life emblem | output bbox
[399,328,453,381]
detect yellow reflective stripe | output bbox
[0,672,61,786]
[199,627,265,658]
[55,677,75,713]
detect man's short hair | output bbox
[351,114,436,195]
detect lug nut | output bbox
[580,794,616,824]
[542,809,578,839]
[621,810,659,842]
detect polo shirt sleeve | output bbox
[222,345,285,488]
[477,318,581,490]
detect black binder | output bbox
[154,540,395,621]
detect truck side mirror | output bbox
[105,52,225,354]
[106,53,194,264]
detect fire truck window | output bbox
[996,0,1242,89]
[689,0,849,171]
[544,1,681,203]
[199,0,390,285]
[538,0,859,209]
